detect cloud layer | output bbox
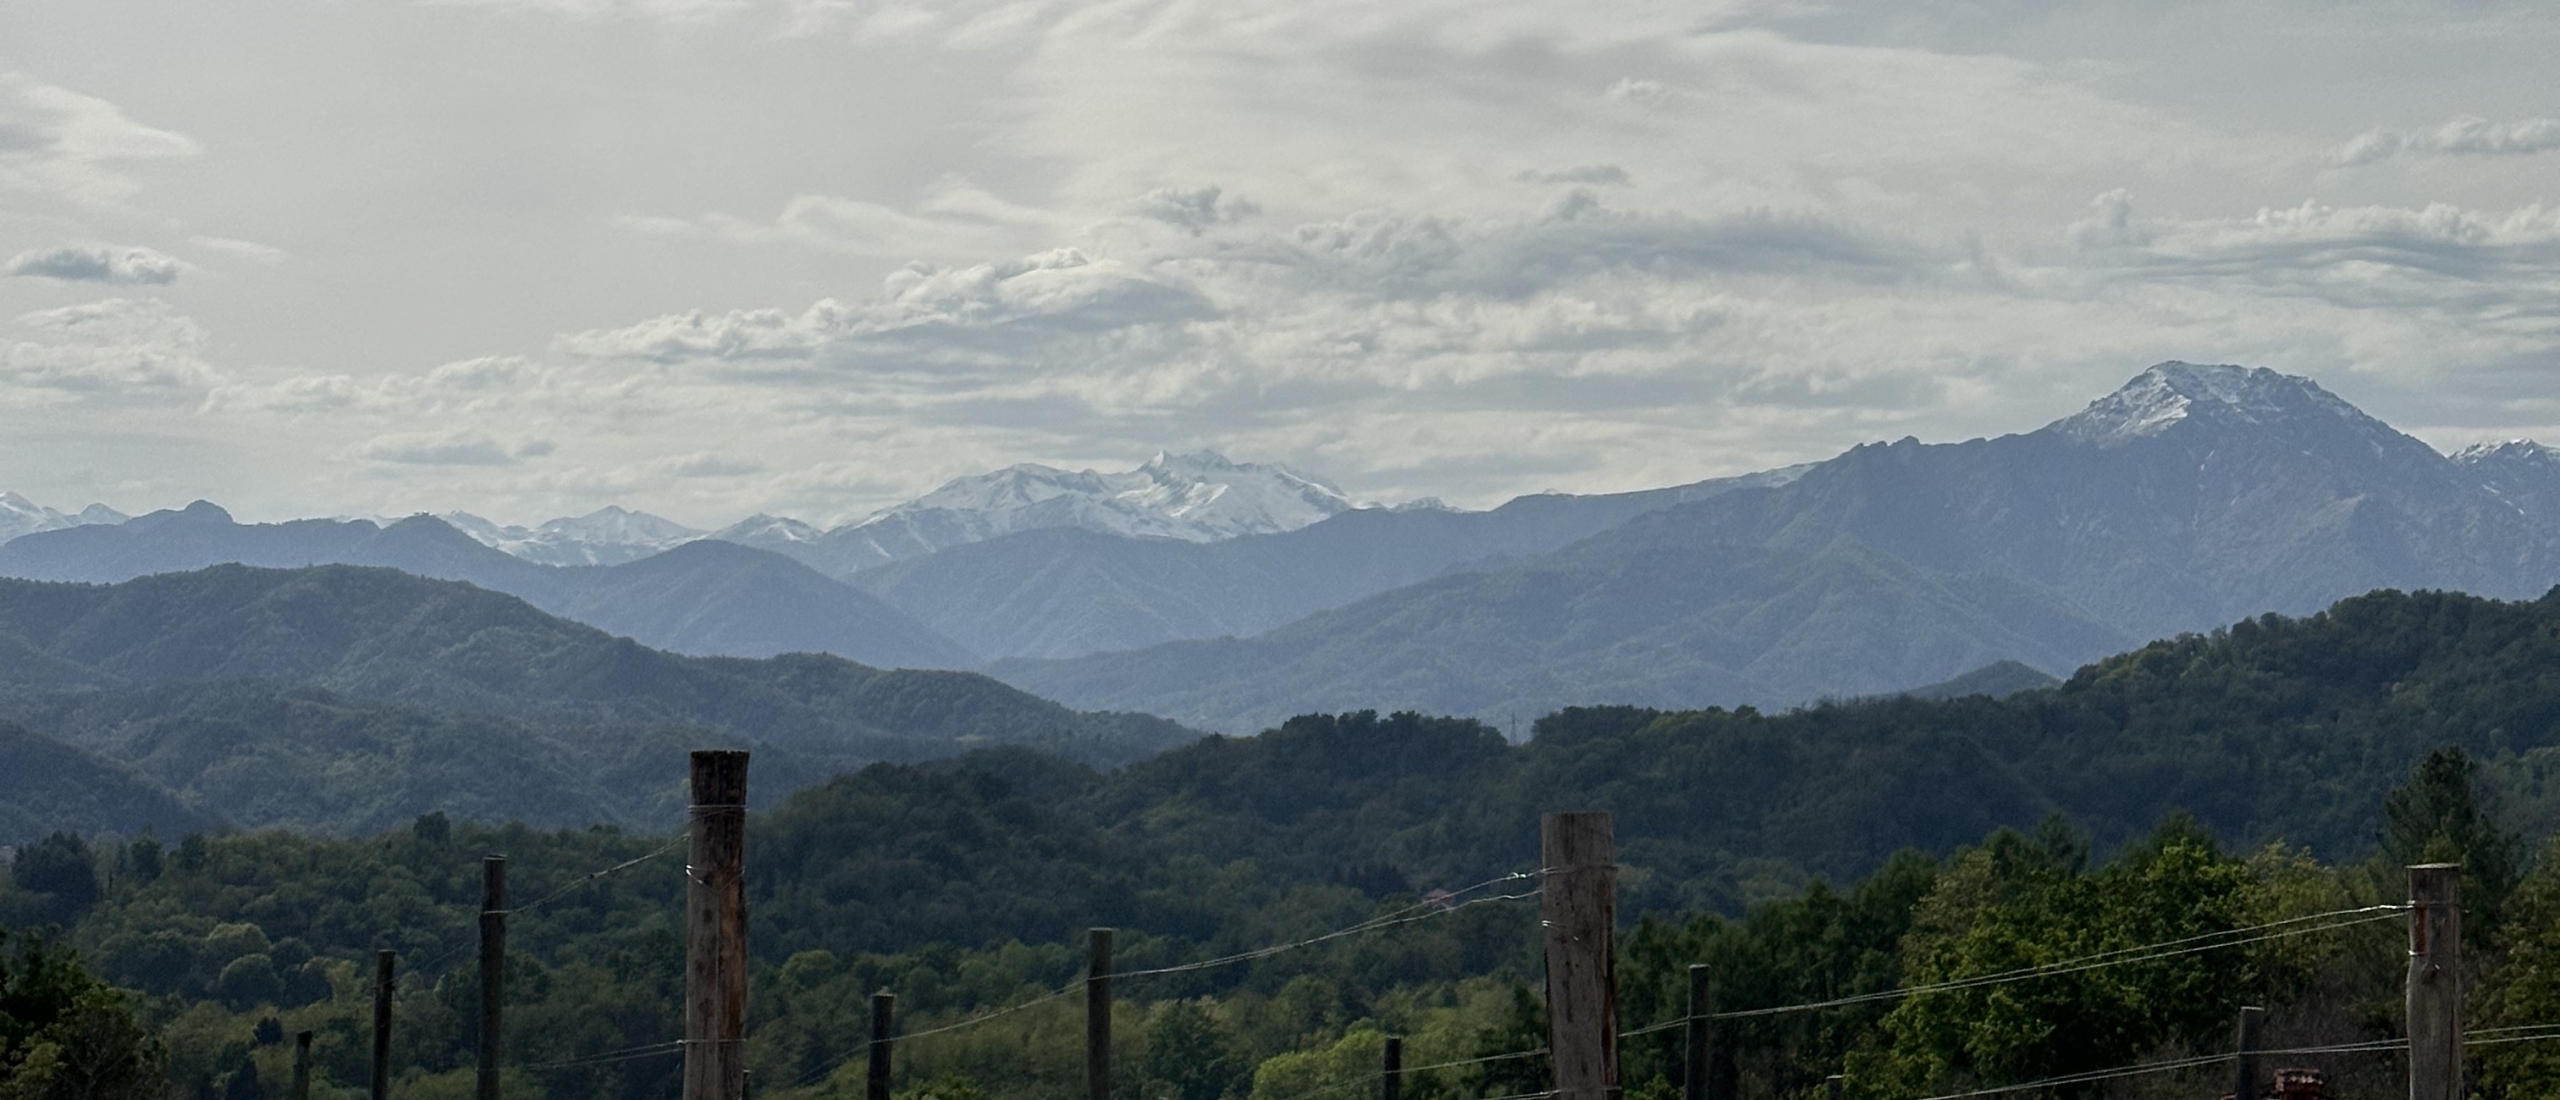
[8,244,183,284]
[1,0,2556,526]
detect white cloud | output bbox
[1132,186,1260,235]
[2066,192,2560,317]
[187,236,289,264]
[0,298,219,402]
[7,244,184,284]
[657,452,765,477]
[617,177,1071,261]
[421,0,752,23]
[2337,116,2560,166]
[1519,165,1632,186]
[0,72,199,204]
[355,430,548,466]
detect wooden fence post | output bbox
[479,855,506,1100]
[2231,1004,2262,1100]
[868,992,895,1100]
[1088,928,1114,1100]
[1825,1074,1842,1100]
[1683,965,1712,1100]
[1542,812,1619,1100]
[685,751,750,1100]
[2407,864,2461,1100]
[372,950,395,1100]
[291,1030,313,1100]
[1381,1035,1402,1100]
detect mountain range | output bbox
[0,563,1194,841]
[992,363,2560,729]
[0,504,974,670]
[8,362,2560,734]
[0,492,125,543]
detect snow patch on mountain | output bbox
[2456,439,2560,473]
[856,450,1357,546]
[712,514,825,546]
[2455,438,2560,528]
[2047,361,2390,448]
[441,506,705,567]
[1,493,128,544]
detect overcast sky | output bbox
[3,0,2555,527]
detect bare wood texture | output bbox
[2407,864,2461,1100]
[1542,812,1619,1100]
[1683,965,1711,1100]
[685,751,750,1100]
[2231,1004,2262,1100]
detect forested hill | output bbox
[0,564,1194,840]
[18,586,2560,1100]
[764,584,2560,948]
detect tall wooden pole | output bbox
[2230,1005,2263,1100]
[685,751,751,1100]
[1087,928,1113,1100]
[1824,1074,1842,1100]
[2407,864,2462,1100]
[479,855,507,1100]
[1541,812,1618,1100]
[867,992,895,1100]
[291,1030,313,1100]
[371,950,395,1100]
[1381,1036,1402,1100]
[1683,965,1712,1100]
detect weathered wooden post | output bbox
[479,855,506,1100]
[291,1030,313,1100]
[1381,1035,1402,1100]
[1825,1074,1842,1100]
[1088,928,1113,1100]
[2407,864,2461,1100]
[1542,812,1619,1100]
[867,992,895,1100]
[2231,1004,2263,1100]
[372,950,395,1100]
[685,751,750,1100]
[1683,964,1712,1100]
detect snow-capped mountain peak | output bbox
[2047,361,2383,447]
[440,506,705,567]
[2454,439,2560,530]
[712,513,825,545]
[1,492,128,543]
[856,450,1355,546]
[2455,439,2560,471]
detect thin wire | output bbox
[509,836,686,917]
[1255,1045,1555,1100]
[786,879,1546,1092]
[2469,1029,2560,1048]
[1713,907,2405,1020]
[519,1040,687,1071]
[1906,1039,2410,1100]
[1400,1047,1549,1075]
[2471,1023,2560,1036]
[1117,873,1545,981]
[389,836,689,1004]
[781,983,1085,1089]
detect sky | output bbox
[2,0,2556,528]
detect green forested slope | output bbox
[0,565,1194,839]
